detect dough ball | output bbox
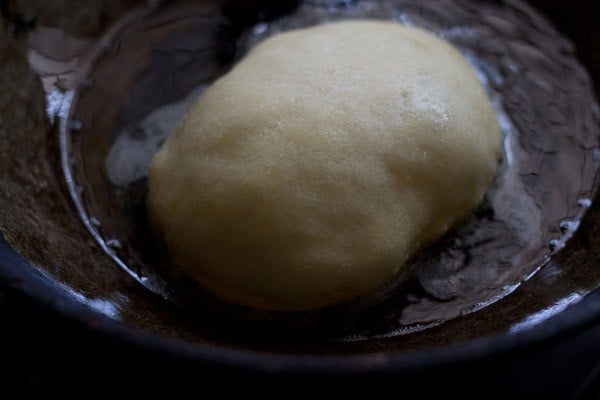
[147,20,502,310]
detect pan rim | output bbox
[1,233,600,374]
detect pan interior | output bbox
[1,0,599,354]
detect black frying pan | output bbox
[0,0,599,397]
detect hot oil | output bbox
[63,0,600,339]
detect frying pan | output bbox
[0,0,599,396]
